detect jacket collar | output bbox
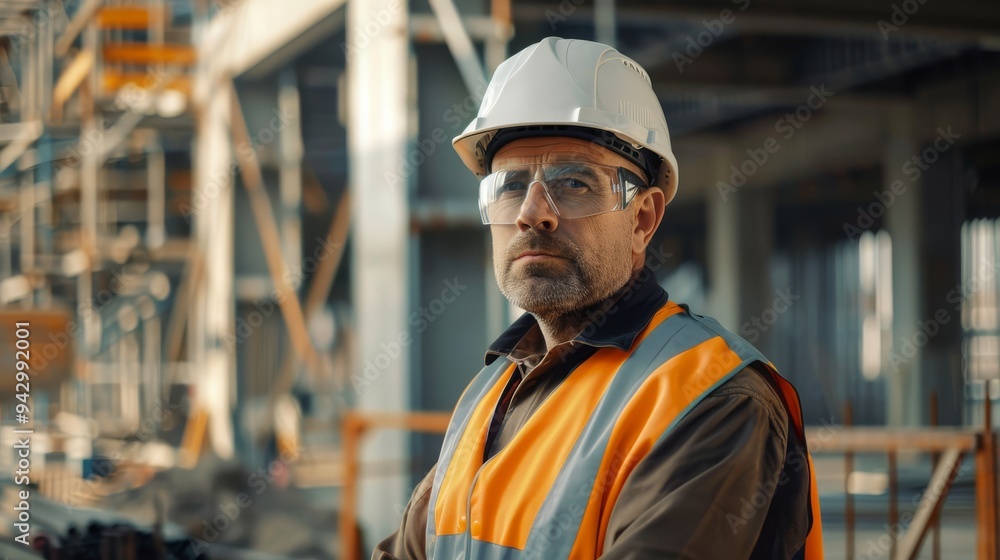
[485,266,669,365]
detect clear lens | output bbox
[479,161,645,225]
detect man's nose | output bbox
[515,181,559,232]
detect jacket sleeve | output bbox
[600,367,809,560]
[371,465,437,560]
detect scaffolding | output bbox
[0,0,193,430]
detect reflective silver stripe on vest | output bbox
[426,357,514,558]
[433,534,523,560]
[681,304,764,363]
[647,306,768,451]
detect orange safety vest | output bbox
[427,301,823,559]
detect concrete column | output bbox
[705,147,775,336]
[192,82,236,458]
[884,107,924,427]
[737,189,775,347]
[706,147,741,331]
[347,0,410,546]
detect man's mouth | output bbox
[514,251,565,262]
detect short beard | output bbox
[495,229,633,324]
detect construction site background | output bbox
[0,0,997,559]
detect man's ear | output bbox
[632,188,665,256]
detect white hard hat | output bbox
[453,37,679,203]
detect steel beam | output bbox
[512,1,1000,42]
[197,0,346,81]
[894,448,964,560]
[427,0,488,99]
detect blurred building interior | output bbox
[0,0,997,558]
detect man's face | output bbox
[489,136,651,319]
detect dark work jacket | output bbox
[373,268,812,560]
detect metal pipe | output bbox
[896,448,964,560]
[341,413,361,560]
[145,135,166,249]
[427,0,487,98]
[930,391,941,560]
[594,0,616,47]
[80,18,99,366]
[0,213,13,284]
[975,382,998,560]
[486,0,511,72]
[164,246,202,366]
[845,402,854,560]
[278,67,302,272]
[39,0,53,123]
[889,449,898,558]
[19,167,34,277]
[141,305,161,416]
[22,10,35,123]
[54,0,101,57]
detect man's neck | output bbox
[535,267,645,350]
[535,311,592,351]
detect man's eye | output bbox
[551,178,591,190]
[499,181,527,193]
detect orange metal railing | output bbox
[341,411,452,560]
[806,389,998,560]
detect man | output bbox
[374,37,823,560]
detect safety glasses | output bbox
[478,161,647,225]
